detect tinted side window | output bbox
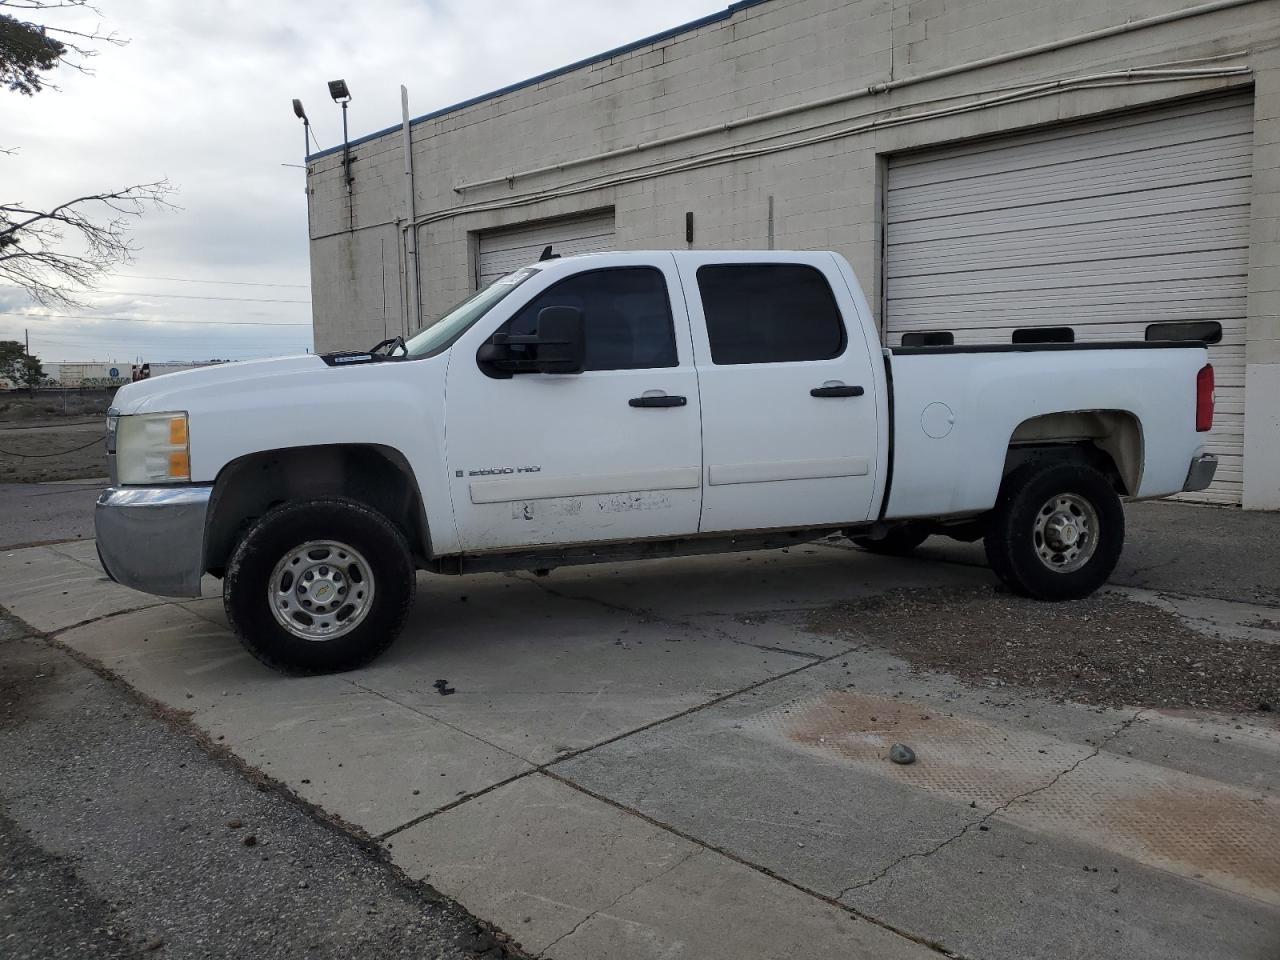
[901,331,954,347]
[697,264,846,365]
[501,267,677,371]
[1013,326,1074,344]
[1146,320,1223,344]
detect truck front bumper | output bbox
[1182,454,1218,493]
[95,485,214,598]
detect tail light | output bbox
[1196,363,1214,432]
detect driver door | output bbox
[444,255,703,553]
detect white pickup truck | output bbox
[96,251,1216,673]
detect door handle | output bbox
[629,394,687,408]
[810,384,864,398]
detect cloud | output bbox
[4,0,728,361]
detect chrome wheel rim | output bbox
[1032,493,1099,574]
[269,540,375,641]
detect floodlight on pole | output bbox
[328,79,353,186]
[291,98,310,157]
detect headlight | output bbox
[115,412,190,485]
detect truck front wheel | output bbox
[984,462,1124,601]
[224,498,416,674]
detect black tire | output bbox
[224,498,416,674]
[984,461,1124,601]
[852,524,930,557]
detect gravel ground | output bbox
[810,586,1279,717]
[0,422,108,482]
[0,391,112,420]
[0,614,525,960]
[0,392,113,482]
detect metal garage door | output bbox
[884,94,1254,504]
[476,211,616,288]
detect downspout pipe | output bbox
[401,84,422,336]
[453,0,1264,193]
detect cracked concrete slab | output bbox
[0,544,165,632]
[840,808,1280,960]
[388,773,691,954]
[351,570,819,765]
[549,845,933,960]
[54,604,533,836]
[556,655,1280,960]
[389,773,934,960]
[43,537,108,565]
[1116,585,1280,646]
[0,542,219,634]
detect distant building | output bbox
[132,361,226,380]
[43,362,131,388]
[305,0,1279,507]
[0,360,227,390]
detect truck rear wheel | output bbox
[224,498,416,674]
[984,462,1124,601]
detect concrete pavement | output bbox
[1,504,1278,959]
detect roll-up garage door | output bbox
[884,94,1254,504]
[476,210,616,288]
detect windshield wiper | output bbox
[368,335,406,358]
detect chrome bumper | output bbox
[94,485,213,597]
[1182,454,1218,493]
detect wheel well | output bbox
[204,444,430,576]
[1003,410,1143,495]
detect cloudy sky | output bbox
[2,0,727,363]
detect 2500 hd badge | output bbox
[460,465,542,477]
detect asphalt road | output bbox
[0,481,101,549]
[0,614,515,960]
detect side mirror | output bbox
[531,306,585,374]
[478,305,586,377]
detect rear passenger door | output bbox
[677,253,881,533]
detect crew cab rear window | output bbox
[697,264,846,365]
[499,267,677,371]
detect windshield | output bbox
[403,267,537,358]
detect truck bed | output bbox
[883,340,1209,520]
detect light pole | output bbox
[328,79,353,186]
[291,98,310,157]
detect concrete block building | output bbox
[305,0,1280,508]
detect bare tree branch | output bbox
[0,2,167,308]
[0,180,177,306]
[0,2,103,9]
[0,0,126,92]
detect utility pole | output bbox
[25,327,29,353]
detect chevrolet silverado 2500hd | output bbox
[96,251,1217,673]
